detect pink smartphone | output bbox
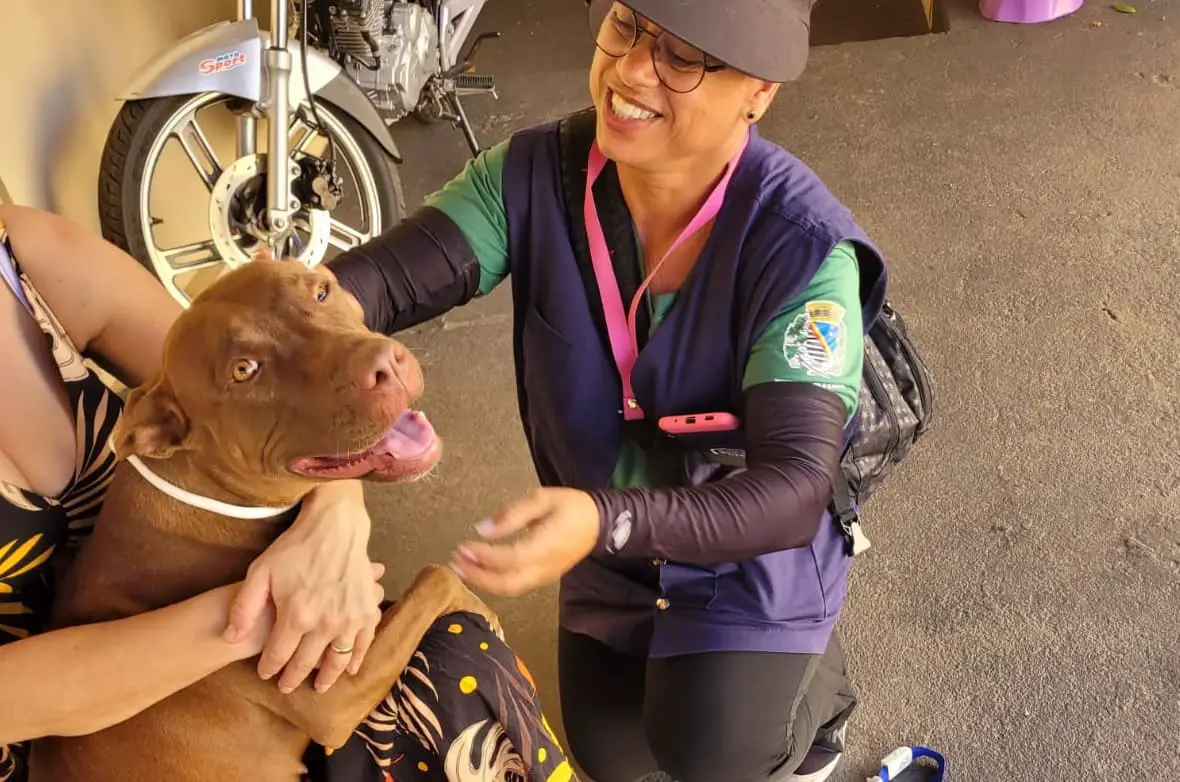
[657,412,741,436]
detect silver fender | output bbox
[118,19,401,163]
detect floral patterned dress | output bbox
[0,220,575,782]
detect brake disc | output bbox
[208,154,332,268]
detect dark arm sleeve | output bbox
[327,205,482,335]
[586,382,846,564]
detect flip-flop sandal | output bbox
[868,745,946,782]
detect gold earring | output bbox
[746,110,758,121]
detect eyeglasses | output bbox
[588,2,727,94]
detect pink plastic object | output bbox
[979,0,1083,23]
[658,413,742,436]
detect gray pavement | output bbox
[369,1,1180,778]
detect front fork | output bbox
[236,0,259,160]
[237,0,298,256]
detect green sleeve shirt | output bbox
[423,142,864,489]
[423,140,511,297]
[741,243,864,418]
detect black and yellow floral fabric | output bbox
[309,610,574,782]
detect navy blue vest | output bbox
[502,113,887,657]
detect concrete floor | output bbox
[366,1,1180,779]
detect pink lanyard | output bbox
[583,136,749,420]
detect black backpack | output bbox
[831,302,935,555]
[556,110,935,554]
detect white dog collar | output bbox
[124,454,297,520]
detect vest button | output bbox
[651,558,665,567]
[655,598,670,610]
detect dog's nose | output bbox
[360,341,411,391]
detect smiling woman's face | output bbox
[588,2,775,172]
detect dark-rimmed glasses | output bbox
[588,2,727,94]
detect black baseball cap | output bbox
[590,0,816,83]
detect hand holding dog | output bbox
[451,487,601,597]
[224,481,385,694]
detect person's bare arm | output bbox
[0,583,268,745]
[0,209,267,742]
[0,205,381,697]
[0,204,180,386]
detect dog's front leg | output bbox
[234,564,502,749]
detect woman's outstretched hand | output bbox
[451,487,601,597]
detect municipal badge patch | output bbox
[782,300,847,378]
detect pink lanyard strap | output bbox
[583,136,749,420]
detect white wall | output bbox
[0,0,237,227]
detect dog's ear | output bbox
[112,383,191,460]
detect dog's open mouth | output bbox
[288,410,441,479]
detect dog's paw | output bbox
[486,610,506,642]
[411,563,465,594]
[446,584,503,638]
[408,565,504,640]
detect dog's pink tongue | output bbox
[376,411,436,459]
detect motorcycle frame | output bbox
[436,0,490,71]
[238,0,491,236]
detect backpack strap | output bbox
[556,109,652,350]
[831,468,871,556]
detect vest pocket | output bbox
[719,549,829,624]
[522,303,576,350]
[520,305,608,484]
[652,436,834,623]
[660,562,719,610]
[521,305,574,459]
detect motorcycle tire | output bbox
[97,93,405,294]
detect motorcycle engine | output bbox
[325,1,439,120]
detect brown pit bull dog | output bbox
[27,259,500,782]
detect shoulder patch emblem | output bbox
[782,300,847,378]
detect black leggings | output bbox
[558,629,856,782]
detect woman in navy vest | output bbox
[331,1,889,780]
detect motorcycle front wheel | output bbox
[98,92,404,308]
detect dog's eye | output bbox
[315,282,330,302]
[231,358,260,383]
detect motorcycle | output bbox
[97,0,499,307]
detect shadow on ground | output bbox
[366,1,1180,779]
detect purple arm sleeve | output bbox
[586,382,847,564]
